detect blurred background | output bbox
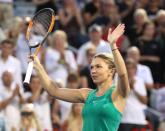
[0,0,165,131]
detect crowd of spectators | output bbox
[0,0,165,130]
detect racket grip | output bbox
[23,61,34,88]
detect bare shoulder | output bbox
[79,88,93,102]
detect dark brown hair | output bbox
[1,39,15,47]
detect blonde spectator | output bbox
[62,103,83,131]
[127,8,150,44]
[134,9,149,23]
[155,10,165,24]
[20,103,42,131]
[155,10,165,32]
[6,16,23,43]
[0,0,13,29]
[134,21,162,83]
[44,30,77,87]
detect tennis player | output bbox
[31,24,130,131]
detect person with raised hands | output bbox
[30,24,130,131]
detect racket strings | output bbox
[31,10,52,36]
[32,11,52,35]
[27,8,55,47]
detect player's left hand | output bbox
[107,24,125,45]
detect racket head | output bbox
[26,8,55,48]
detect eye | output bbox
[96,65,102,68]
[90,65,93,69]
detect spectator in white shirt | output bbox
[126,46,153,89]
[44,30,77,87]
[24,75,52,131]
[155,87,165,131]
[0,39,22,88]
[15,17,30,80]
[118,58,148,131]
[77,24,112,69]
[0,70,24,131]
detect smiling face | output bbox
[90,57,114,85]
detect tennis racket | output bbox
[23,8,55,88]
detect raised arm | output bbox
[107,24,130,97]
[32,55,91,103]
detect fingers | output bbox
[108,28,112,34]
[119,23,125,30]
[29,55,42,71]
[28,55,37,63]
[117,23,125,34]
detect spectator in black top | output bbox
[117,0,136,29]
[126,8,149,44]
[134,21,163,83]
[155,10,165,83]
[58,0,85,48]
[82,0,99,32]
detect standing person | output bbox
[118,58,148,131]
[134,21,162,84]
[0,70,24,131]
[30,24,130,131]
[126,46,153,89]
[44,30,77,87]
[24,75,52,131]
[0,39,22,89]
[77,24,111,69]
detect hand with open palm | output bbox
[107,24,125,45]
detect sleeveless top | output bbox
[82,85,122,131]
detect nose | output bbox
[90,67,97,75]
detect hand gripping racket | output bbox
[23,8,55,88]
